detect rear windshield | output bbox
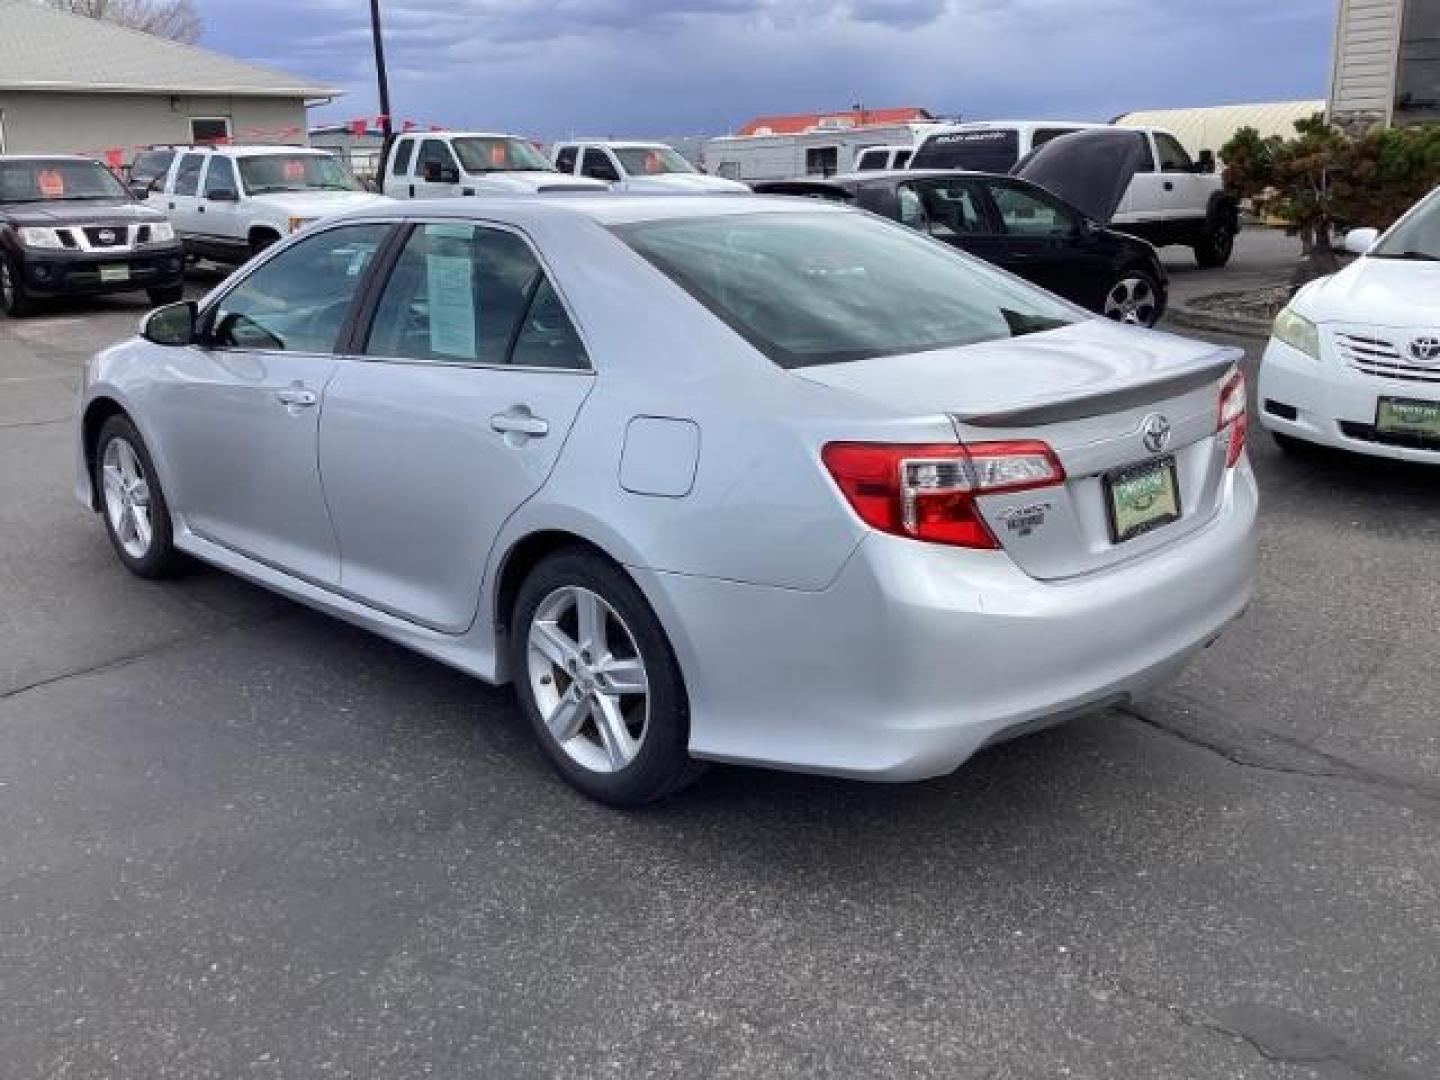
[0,159,129,203]
[615,210,1076,369]
[910,130,1020,172]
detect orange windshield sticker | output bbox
[283,159,306,182]
[37,169,65,198]
[490,144,506,166]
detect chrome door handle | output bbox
[276,386,318,409]
[490,409,549,438]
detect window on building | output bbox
[190,117,231,143]
[1396,0,1440,123]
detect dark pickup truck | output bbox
[1,155,185,317]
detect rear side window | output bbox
[910,130,1020,172]
[173,153,205,196]
[906,179,990,237]
[208,224,390,353]
[1155,132,1193,172]
[893,149,912,169]
[855,149,884,171]
[555,146,578,173]
[616,211,1075,369]
[1032,127,1082,149]
[203,156,238,198]
[365,223,588,369]
[390,137,415,177]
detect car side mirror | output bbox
[141,301,196,346]
[423,161,458,184]
[207,188,239,202]
[1344,227,1379,256]
[1195,149,1216,174]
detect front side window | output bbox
[172,153,205,196]
[237,153,361,194]
[208,224,390,353]
[365,223,587,369]
[613,146,695,176]
[554,146,578,173]
[1154,132,1193,173]
[906,179,989,238]
[130,150,174,186]
[452,137,553,173]
[893,149,912,169]
[580,149,620,182]
[390,138,415,177]
[616,210,1076,369]
[0,158,129,203]
[855,149,884,171]
[1371,187,1440,260]
[988,181,1076,238]
[910,129,1020,172]
[203,156,238,198]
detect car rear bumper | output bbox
[637,461,1257,781]
[1258,337,1440,463]
[17,244,185,298]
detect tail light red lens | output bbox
[821,440,1066,549]
[1218,370,1248,468]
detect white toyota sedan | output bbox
[1259,186,1440,463]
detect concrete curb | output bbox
[1165,304,1273,340]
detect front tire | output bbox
[95,414,183,579]
[1193,226,1235,268]
[0,256,37,317]
[509,548,702,806]
[1102,269,1163,328]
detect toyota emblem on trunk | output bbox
[1140,414,1172,454]
[1408,336,1440,366]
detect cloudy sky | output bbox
[195,0,1334,138]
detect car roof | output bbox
[0,153,105,163]
[199,145,331,157]
[341,192,845,228]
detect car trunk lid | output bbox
[797,320,1243,579]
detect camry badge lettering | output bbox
[1408,336,1440,366]
[1140,413,1172,454]
[1000,502,1052,536]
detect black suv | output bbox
[1,155,186,317]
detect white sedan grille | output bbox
[1333,330,1440,385]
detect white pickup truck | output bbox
[380,132,607,199]
[550,141,750,193]
[909,121,1240,267]
[147,145,389,264]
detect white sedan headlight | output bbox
[1271,306,1320,361]
[18,226,64,250]
[149,221,175,243]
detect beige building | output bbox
[1329,0,1439,129]
[0,0,336,162]
[1114,101,1327,158]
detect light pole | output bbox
[369,0,393,182]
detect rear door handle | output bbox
[276,386,318,409]
[490,408,549,438]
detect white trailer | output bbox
[702,122,937,183]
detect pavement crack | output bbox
[1117,702,1440,814]
[0,416,70,430]
[0,608,295,705]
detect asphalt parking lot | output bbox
[2,239,1438,1079]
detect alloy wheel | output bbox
[1104,276,1158,327]
[101,437,154,559]
[526,585,650,774]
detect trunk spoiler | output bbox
[955,349,1241,427]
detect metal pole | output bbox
[369,0,393,185]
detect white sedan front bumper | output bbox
[1258,334,1440,464]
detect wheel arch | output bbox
[1206,189,1240,233]
[492,529,628,639]
[79,396,129,510]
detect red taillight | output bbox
[1218,370,1248,468]
[821,440,1066,549]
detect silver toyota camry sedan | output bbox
[76,196,1257,804]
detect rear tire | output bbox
[1193,226,1234,268]
[509,548,703,806]
[95,414,184,579]
[0,256,37,318]
[146,284,185,305]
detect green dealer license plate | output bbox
[1105,455,1181,544]
[1376,397,1440,439]
[98,264,130,283]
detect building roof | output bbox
[1113,101,1326,155]
[0,0,337,98]
[735,107,933,137]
